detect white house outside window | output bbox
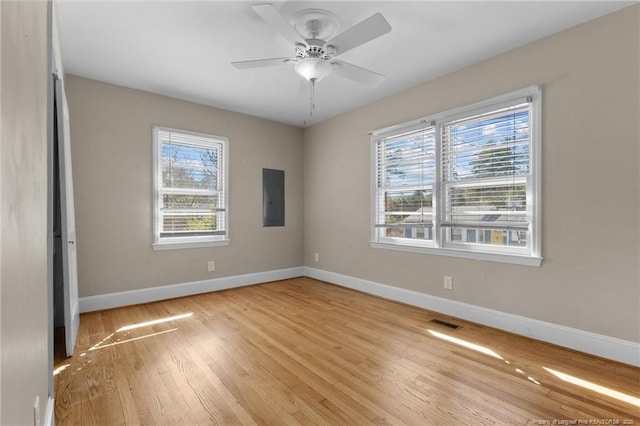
[371,87,541,266]
[152,127,229,250]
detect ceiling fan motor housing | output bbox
[296,38,334,61]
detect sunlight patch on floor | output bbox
[53,364,70,376]
[544,367,640,407]
[427,329,504,360]
[116,312,193,332]
[89,328,178,351]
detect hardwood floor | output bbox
[54,277,640,425]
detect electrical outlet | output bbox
[444,276,453,290]
[207,261,215,272]
[314,253,319,262]
[33,396,40,426]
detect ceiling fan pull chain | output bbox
[310,79,316,117]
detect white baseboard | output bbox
[304,267,640,367]
[79,267,304,313]
[44,396,54,426]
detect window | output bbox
[152,127,229,250]
[372,87,541,266]
[374,125,436,244]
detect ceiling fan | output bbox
[232,4,392,88]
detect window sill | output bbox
[370,241,542,267]
[153,239,230,251]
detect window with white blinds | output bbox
[371,86,541,266]
[152,127,229,250]
[374,125,436,245]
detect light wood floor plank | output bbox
[55,277,640,425]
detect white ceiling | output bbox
[56,1,633,128]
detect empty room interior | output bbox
[1,1,639,425]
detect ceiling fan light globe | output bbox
[295,58,332,82]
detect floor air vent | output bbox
[429,318,462,330]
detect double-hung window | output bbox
[152,127,229,250]
[372,86,541,266]
[374,124,437,245]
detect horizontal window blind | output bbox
[154,127,228,244]
[440,103,530,235]
[375,126,435,241]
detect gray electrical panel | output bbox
[263,168,284,227]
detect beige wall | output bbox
[0,1,50,424]
[304,6,640,342]
[65,76,304,297]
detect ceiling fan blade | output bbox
[331,60,385,87]
[251,3,305,46]
[231,57,295,69]
[327,13,391,57]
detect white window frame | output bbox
[371,86,542,267]
[152,126,230,250]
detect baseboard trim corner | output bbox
[79,266,304,313]
[303,267,640,367]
